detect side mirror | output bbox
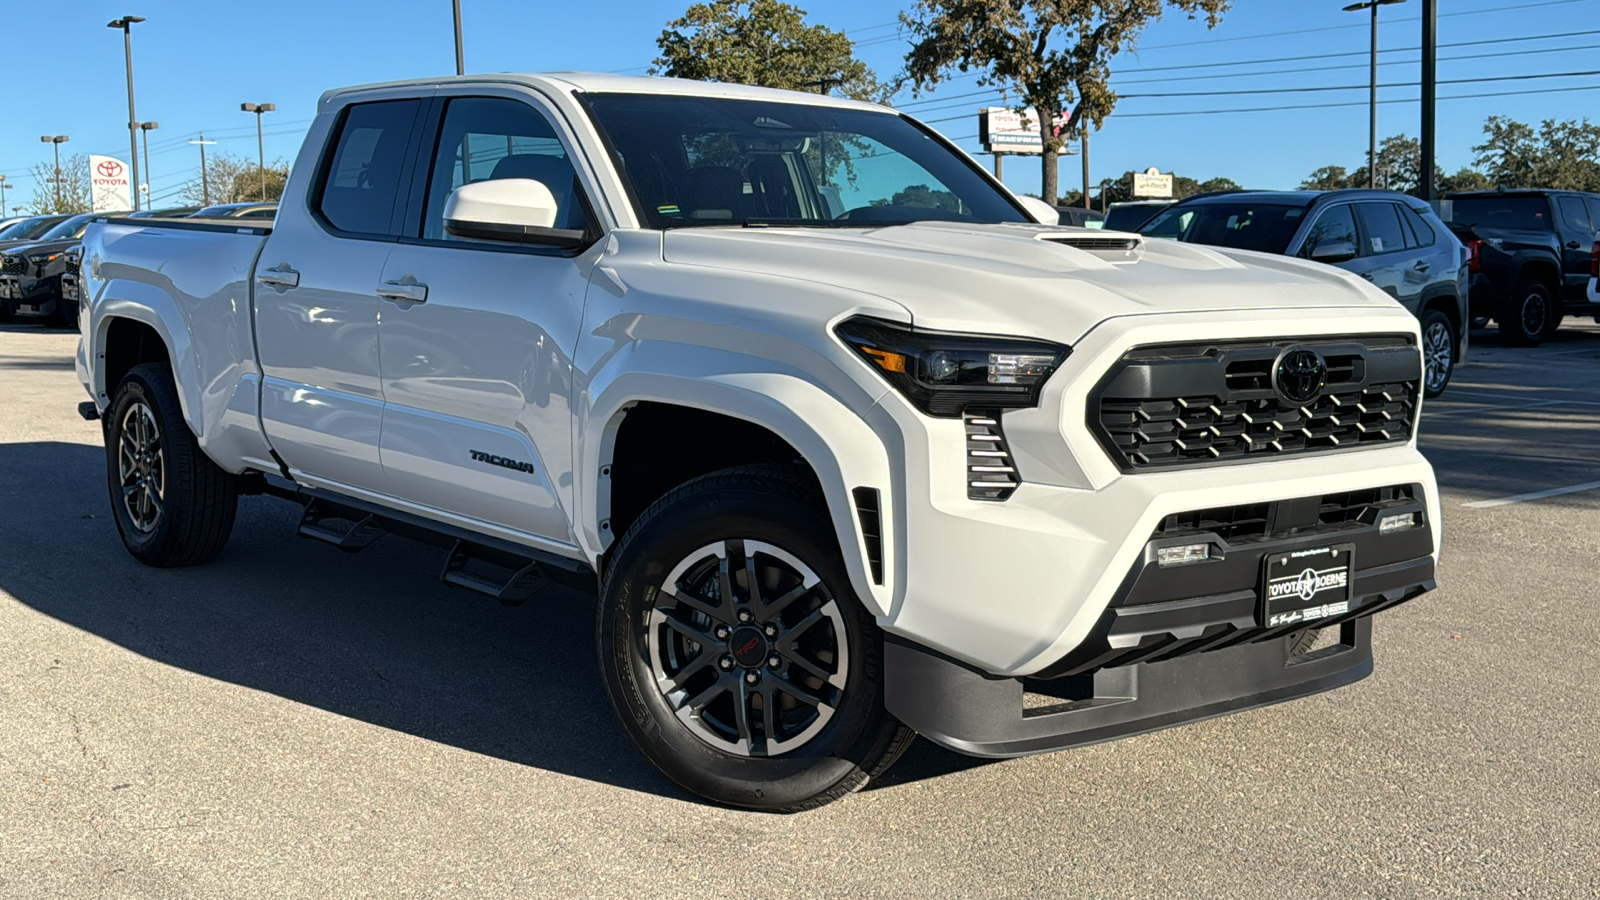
[442,178,588,249]
[1309,240,1358,264]
[1015,194,1061,226]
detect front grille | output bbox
[1318,484,1416,527]
[965,410,1019,501]
[1093,336,1420,471]
[1156,502,1270,543]
[0,256,23,275]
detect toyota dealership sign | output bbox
[90,155,133,212]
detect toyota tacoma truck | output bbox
[77,74,1440,812]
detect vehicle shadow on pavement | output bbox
[0,440,689,801]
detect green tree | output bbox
[1300,165,1351,191]
[653,0,884,101]
[1438,166,1492,193]
[181,151,288,205]
[901,0,1231,205]
[1474,116,1600,191]
[27,153,92,214]
[873,183,962,211]
[1196,176,1241,193]
[1089,169,1232,207]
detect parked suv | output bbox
[0,211,125,326]
[1440,190,1600,346]
[1140,189,1468,396]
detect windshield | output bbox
[38,213,100,241]
[1103,204,1170,232]
[582,93,1028,229]
[1,216,64,241]
[1446,195,1551,231]
[1140,202,1307,255]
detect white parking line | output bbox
[1462,480,1600,509]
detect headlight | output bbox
[27,252,61,265]
[834,316,1069,417]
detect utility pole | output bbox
[1081,124,1091,210]
[452,0,465,75]
[40,135,70,212]
[1343,0,1405,189]
[139,122,159,208]
[0,176,10,217]
[189,133,217,205]
[994,153,1003,180]
[108,16,147,210]
[1420,0,1437,201]
[240,103,276,200]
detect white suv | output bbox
[78,74,1440,811]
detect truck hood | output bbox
[661,221,1403,342]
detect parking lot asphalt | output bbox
[1,320,1597,899]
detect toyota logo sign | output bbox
[96,160,125,178]
[1275,348,1328,405]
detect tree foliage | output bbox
[653,0,884,101]
[1091,169,1237,206]
[1473,116,1600,192]
[27,153,92,214]
[901,0,1230,204]
[180,151,289,205]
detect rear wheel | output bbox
[1497,280,1552,346]
[597,464,912,812]
[105,363,238,567]
[1420,310,1456,398]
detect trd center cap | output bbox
[728,625,769,668]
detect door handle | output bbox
[1566,241,1583,249]
[1413,261,1431,271]
[257,264,299,289]
[376,280,428,304]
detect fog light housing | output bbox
[1379,512,1418,535]
[1156,543,1211,567]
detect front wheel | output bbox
[1420,310,1456,398]
[1497,280,1553,347]
[597,464,912,812]
[105,363,239,567]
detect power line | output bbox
[1134,0,1591,51]
[1120,68,1600,100]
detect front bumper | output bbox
[1,274,62,319]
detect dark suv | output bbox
[1139,189,1468,396]
[0,212,124,326]
[1440,190,1600,346]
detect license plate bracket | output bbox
[1259,544,1354,628]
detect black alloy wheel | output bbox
[598,463,913,812]
[1498,280,1552,347]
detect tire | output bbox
[105,362,238,567]
[1420,309,1456,398]
[50,295,77,329]
[0,299,11,324]
[1497,280,1553,347]
[597,463,913,812]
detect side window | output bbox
[422,96,589,241]
[1298,204,1358,258]
[1586,197,1600,234]
[1400,204,1436,247]
[1355,202,1407,256]
[315,99,421,236]
[1557,196,1592,234]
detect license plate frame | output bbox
[1259,544,1355,628]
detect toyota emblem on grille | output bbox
[1276,348,1328,404]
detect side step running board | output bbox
[440,540,552,606]
[298,501,387,552]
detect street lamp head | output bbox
[1342,0,1404,8]
[140,121,160,131]
[242,103,276,114]
[107,15,146,28]
[40,135,69,144]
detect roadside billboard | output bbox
[1133,168,1174,198]
[979,107,1069,155]
[90,155,133,212]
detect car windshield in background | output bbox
[581,94,1028,230]
[1447,196,1551,231]
[1140,202,1307,255]
[1103,205,1170,232]
[2,217,65,241]
[37,213,100,241]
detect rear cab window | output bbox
[1448,195,1552,232]
[314,99,423,236]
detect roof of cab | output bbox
[320,72,891,114]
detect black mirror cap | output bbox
[443,217,591,250]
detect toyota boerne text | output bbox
[75,73,1440,812]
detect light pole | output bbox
[0,176,10,217]
[1343,0,1405,189]
[139,122,159,207]
[107,16,146,210]
[1420,0,1437,201]
[240,103,276,201]
[452,0,465,75]
[189,133,217,205]
[40,135,70,211]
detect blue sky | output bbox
[2,0,1596,211]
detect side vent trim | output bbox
[851,487,885,585]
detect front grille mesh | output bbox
[1094,337,1420,471]
[0,256,23,275]
[1155,484,1418,544]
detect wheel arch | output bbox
[95,299,200,437]
[582,374,896,617]
[1517,255,1561,292]
[1419,289,1464,360]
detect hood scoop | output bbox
[1038,231,1144,262]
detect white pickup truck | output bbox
[77,73,1440,812]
